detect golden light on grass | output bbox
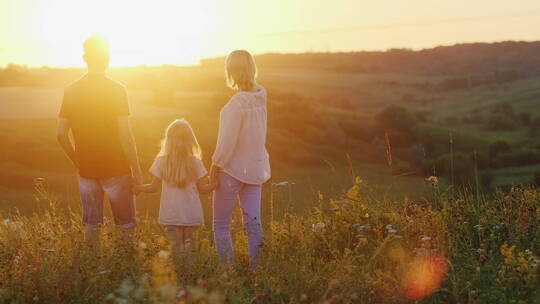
[402,253,448,300]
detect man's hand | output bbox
[132,168,143,186]
[132,168,143,195]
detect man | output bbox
[57,35,142,245]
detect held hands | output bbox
[133,184,152,194]
[197,176,218,194]
[209,164,220,185]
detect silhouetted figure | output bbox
[210,50,271,270]
[56,35,142,245]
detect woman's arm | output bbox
[134,177,162,193]
[212,101,242,171]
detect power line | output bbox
[207,9,540,40]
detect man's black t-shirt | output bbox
[59,73,131,179]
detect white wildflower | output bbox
[387,229,397,234]
[413,248,427,254]
[115,298,129,304]
[425,176,439,185]
[96,270,111,275]
[158,250,170,259]
[117,279,134,297]
[420,236,432,241]
[272,181,295,187]
[385,224,393,230]
[354,225,367,232]
[132,286,146,300]
[311,222,325,231]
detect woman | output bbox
[210,50,271,269]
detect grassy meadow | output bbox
[0,178,538,303]
[2,43,540,303]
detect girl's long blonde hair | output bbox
[158,119,202,187]
[226,50,257,91]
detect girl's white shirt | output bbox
[212,85,271,185]
[150,155,207,226]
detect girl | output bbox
[136,119,216,266]
[210,50,271,269]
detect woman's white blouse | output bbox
[212,85,271,185]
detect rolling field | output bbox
[0,84,427,218]
[1,48,540,302]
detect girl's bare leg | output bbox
[182,227,197,268]
[166,227,184,269]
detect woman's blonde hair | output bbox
[226,50,257,91]
[158,119,202,187]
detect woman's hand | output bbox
[209,164,221,185]
[197,176,218,194]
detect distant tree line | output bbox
[202,41,540,77]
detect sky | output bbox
[2,0,540,67]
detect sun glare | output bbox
[402,253,448,300]
[37,0,215,66]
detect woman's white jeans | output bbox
[213,172,263,267]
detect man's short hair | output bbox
[83,35,110,68]
[84,35,109,56]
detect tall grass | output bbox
[0,179,538,303]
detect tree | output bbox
[535,172,540,185]
[488,139,511,158]
[518,112,531,126]
[481,171,494,188]
[375,105,417,131]
[486,114,516,131]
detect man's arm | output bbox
[118,116,143,185]
[56,118,78,168]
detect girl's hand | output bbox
[197,176,218,194]
[133,184,155,194]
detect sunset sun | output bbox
[36,0,215,66]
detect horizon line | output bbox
[1,38,539,69]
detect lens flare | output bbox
[402,253,448,300]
